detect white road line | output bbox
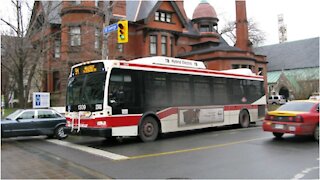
[47,140,129,161]
[291,166,319,180]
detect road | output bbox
[1,123,319,179]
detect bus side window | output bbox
[108,69,136,108]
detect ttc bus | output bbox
[65,56,266,142]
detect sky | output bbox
[184,0,320,45]
[1,0,319,46]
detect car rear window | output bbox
[38,110,62,119]
[277,102,315,112]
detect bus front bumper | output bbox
[64,127,112,137]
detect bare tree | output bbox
[1,0,33,108]
[1,0,60,108]
[220,18,266,47]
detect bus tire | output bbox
[239,110,250,128]
[139,116,159,142]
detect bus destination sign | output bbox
[73,62,104,76]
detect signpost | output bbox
[33,92,50,108]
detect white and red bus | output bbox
[65,56,266,142]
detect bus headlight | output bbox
[97,121,107,126]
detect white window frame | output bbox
[95,28,100,49]
[54,40,61,58]
[70,26,81,46]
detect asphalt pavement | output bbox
[1,123,319,179]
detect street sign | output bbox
[33,92,50,108]
[103,23,118,34]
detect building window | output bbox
[166,14,171,23]
[199,25,210,32]
[155,12,159,21]
[170,37,174,56]
[258,67,264,75]
[95,28,100,49]
[53,71,60,92]
[70,26,81,46]
[54,40,61,58]
[161,36,167,56]
[70,0,81,5]
[150,35,157,55]
[71,0,81,5]
[232,64,240,69]
[155,11,172,23]
[160,12,165,22]
[117,44,123,53]
[95,0,99,7]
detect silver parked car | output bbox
[268,95,287,105]
[1,109,68,139]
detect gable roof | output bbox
[254,37,319,71]
[130,0,188,27]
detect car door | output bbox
[10,110,38,137]
[36,110,60,135]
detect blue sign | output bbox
[36,94,40,106]
[33,92,50,108]
[103,23,118,34]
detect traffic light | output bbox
[117,20,128,43]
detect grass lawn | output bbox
[1,108,18,118]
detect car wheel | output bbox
[55,126,68,140]
[139,116,159,142]
[239,110,250,128]
[313,124,319,142]
[273,132,284,139]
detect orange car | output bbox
[263,100,319,141]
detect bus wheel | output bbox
[139,116,159,142]
[239,110,250,128]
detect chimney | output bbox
[235,0,251,51]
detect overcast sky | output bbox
[1,0,319,46]
[184,0,320,45]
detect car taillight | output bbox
[295,115,304,122]
[265,114,274,120]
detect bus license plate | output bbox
[274,124,284,129]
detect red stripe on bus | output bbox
[157,108,178,119]
[66,115,141,128]
[119,62,263,80]
[224,105,258,111]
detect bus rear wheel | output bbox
[239,110,250,128]
[139,116,159,142]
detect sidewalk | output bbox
[1,139,83,179]
[1,136,113,179]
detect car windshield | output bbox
[277,101,315,112]
[4,109,23,120]
[66,72,106,105]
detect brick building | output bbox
[29,0,267,106]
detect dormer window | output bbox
[71,0,81,5]
[199,25,210,32]
[155,11,172,23]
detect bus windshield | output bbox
[66,72,106,111]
